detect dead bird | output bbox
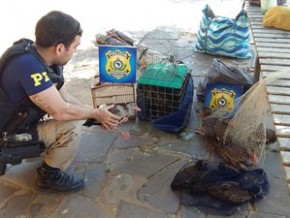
[266,128,277,145]
[217,145,257,170]
[83,103,139,127]
[195,115,232,142]
[208,181,255,203]
[195,106,277,169]
[82,104,141,141]
[171,160,269,216]
[208,170,267,204]
[171,160,209,191]
[218,123,269,169]
[194,106,232,141]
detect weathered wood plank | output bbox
[252,28,290,35]
[256,42,290,49]
[275,125,290,137]
[284,166,290,182]
[268,94,290,104]
[258,52,290,59]
[253,38,290,44]
[268,79,290,87]
[257,47,290,53]
[246,6,262,12]
[278,137,290,151]
[267,86,290,95]
[250,23,265,28]
[248,17,263,21]
[262,70,290,78]
[273,114,290,125]
[247,8,263,13]
[281,151,290,164]
[260,59,290,66]
[253,33,290,39]
[261,65,290,71]
[250,21,265,26]
[271,104,290,114]
[247,11,263,16]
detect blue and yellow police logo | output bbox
[209,88,236,112]
[105,50,131,80]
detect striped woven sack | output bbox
[194,4,252,59]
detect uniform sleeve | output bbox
[13,54,54,96]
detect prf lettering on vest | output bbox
[31,72,49,86]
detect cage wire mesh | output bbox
[136,29,190,121]
[137,62,191,121]
[137,29,176,65]
[138,75,191,120]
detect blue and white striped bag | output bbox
[194,4,252,59]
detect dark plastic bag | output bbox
[196,58,253,102]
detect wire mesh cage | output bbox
[137,29,176,64]
[137,62,190,120]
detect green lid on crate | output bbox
[137,62,188,89]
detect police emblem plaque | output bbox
[204,83,243,114]
[98,45,137,83]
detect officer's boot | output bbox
[35,162,85,193]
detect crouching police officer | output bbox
[0,11,121,193]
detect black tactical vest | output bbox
[0,38,64,133]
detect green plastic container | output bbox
[137,62,188,89]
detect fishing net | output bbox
[197,71,288,169]
[223,76,269,168]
